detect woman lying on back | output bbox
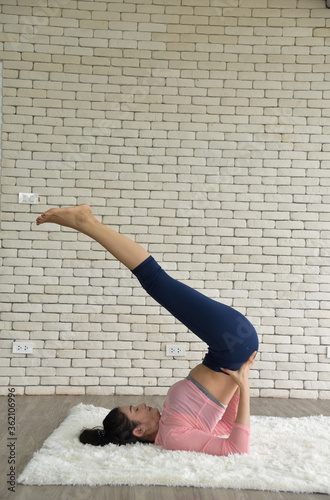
[36,204,258,456]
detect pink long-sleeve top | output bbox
[154,377,250,456]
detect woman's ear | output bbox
[132,426,145,438]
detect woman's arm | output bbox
[220,351,257,428]
[234,382,250,427]
[213,392,240,436]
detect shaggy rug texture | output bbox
[18,403,330,493]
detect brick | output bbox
[115,386,144,395]
[26,386,56,395]
[57,386,86,395]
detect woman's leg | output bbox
[36,204,150,270]
[37,204,258,371]
[132,256,259,372]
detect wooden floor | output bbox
[1,394,329,500]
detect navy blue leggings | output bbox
[132,256,259,372]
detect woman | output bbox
[36,204,258,456]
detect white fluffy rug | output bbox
[18,403,330,493]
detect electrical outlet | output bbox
[19,193,40,204]
[166,345,186,356]
[12,342,33,354]
[327,346,330,359]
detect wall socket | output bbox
[327,346,330,359]
[166,345,186,356]
[12,342,33,354]
[18,193,40,204]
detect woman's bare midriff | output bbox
[188,364,239,406]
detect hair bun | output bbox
[79,428,108,446]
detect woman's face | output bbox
[120,403,161,441]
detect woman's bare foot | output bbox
[36,204,94,231]
[36,203,151,270]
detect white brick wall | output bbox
[1,0,329,398]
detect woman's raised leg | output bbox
[36,204,150,270]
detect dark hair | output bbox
[79,407,147,447]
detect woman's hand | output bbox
[221,351,257,389]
